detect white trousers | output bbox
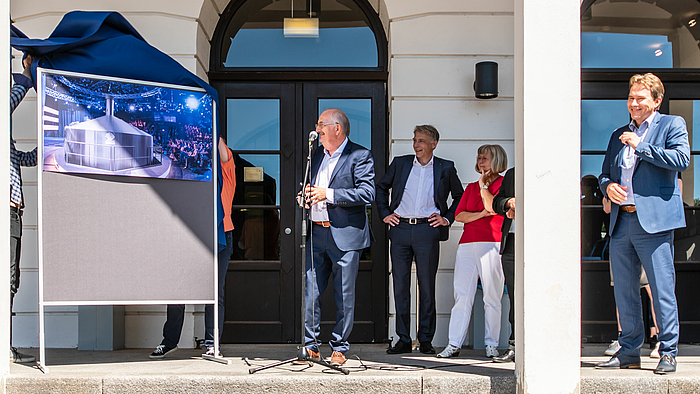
[447,242,504,347]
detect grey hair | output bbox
[326,109,350,136]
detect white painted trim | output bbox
[1,0,10,378]
[37,68,47,374]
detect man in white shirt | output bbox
[303,109,375,367]
[376,125,463,354]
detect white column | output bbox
[1,0,12,380]
[514,0,580,393]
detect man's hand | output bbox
[305,184,327,206]
[21,54,34,82]
[606,183,628,205]
[383,213,400,227]
[428,212,448,227]
[602,196,611,214]
[505,198,515,220]
[620,131,640,150]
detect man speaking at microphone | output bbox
[303,108,375,366]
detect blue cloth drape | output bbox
[11,11,226,251]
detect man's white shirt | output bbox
[394,156,440,219]
[310,137,349,222]
[620,111,655,206]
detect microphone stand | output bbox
[249,133,349,375]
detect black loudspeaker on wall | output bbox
[474,61,498,99]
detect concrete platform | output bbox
[6,344,700,393]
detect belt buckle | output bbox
[323,221,330,227]
[409,218,417,225]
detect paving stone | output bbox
[6,376,102,394]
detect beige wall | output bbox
[384,0,514,347]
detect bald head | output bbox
[324,108,350,137]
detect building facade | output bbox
[24,1,700,366]
[10,0,519,350]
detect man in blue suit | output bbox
[376,125,463,354]
[303,109,375,367]
[597,73,689,374]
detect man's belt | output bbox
[10,206,22,216]
[399,217,429,225]
[620,205,636,212]
[313,221,331,227]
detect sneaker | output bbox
[604,340,621,356]
[493,348,515,363]
[650,341,661,359]
[292,348,320,365]
[10,347,35,363]
[149,344,177,359]
[204,347,223,357]
[485,345,499,358]
[436,344,461,358]
[329,350,346,366]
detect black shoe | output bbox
[387,340,412,354]
[149,344,178,359]
[493,348,515,363]
[654,354,676,374]
[419,342,436,354]
[595,354,641,369]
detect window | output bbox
[216,0,380,68]
[582,0,700,69]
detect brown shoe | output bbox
[307,349,321,362]
[330,351,346,366]
[292,348,321,365]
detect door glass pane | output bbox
[581,32,673,68]
[581,155,604,180]
[221,0,378,68]
[234,154,280,206]
[581,100,629,151]
[231,208,281,260]
[581,0,700,68]
[669,100,700,206]
[227,99,280,150]
[319,99,371,149]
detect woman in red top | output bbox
[437,144,507,358]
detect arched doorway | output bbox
[580,0,700,343]
[209,0,389,344]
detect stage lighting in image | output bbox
[186,95,200,110]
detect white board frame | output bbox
[36,68,222,372]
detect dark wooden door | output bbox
[218,82,297,342]
[218,81,387,343]
[298,82,388,344]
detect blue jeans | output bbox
[610,211,679,357]
[205,231,233,347]
[304,225,360,354]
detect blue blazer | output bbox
[375,155,463,241]
[310,140,375,252]
[599,113,690,235]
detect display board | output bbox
[37,69,216,304]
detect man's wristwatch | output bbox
[481,184,489,190]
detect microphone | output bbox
[309,130,319,142]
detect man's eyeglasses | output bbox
[315,122,338,129]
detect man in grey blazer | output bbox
[303,109,375,367]
[597,73,689,374]
[376,125,463,354]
